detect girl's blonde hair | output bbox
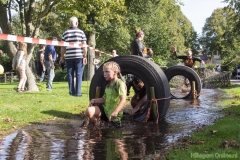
[103,61,124,81]
[18,42,27,58]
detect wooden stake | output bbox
[150,87,158,122]
[95,86,101,98]
[191,81,196,99]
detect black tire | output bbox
[164,65,202,99]
[89,55,171,121]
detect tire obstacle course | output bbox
[89,55,202,122]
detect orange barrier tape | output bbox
[0,33,112,56]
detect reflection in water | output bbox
[0,89,225,159]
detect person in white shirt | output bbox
[12,42,27,92]
[112,50,118,57]
[92,53,101,72]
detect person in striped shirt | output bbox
[60,16,87,97]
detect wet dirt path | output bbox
[0,89,226,160]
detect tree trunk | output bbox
[26,44,39,91]
[84,32,96,81]
[0,2,17,59]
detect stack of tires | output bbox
[89,55,202,122]
[89,55,171,122]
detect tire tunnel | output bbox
[89,55,171,122]
[164,65,202,99]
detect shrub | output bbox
[205,63,216,70]
[54,69,67,82]
[0,53,12,72]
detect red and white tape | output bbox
[0,33,112,56]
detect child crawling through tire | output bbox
[129,76,147,115]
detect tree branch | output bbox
[32,0,60,37]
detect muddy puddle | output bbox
[0,89,226,160]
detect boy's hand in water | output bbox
[109,111,118,121]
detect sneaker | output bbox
[17,88,22,93]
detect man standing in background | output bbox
[36,44,45,82]
[44,37,57,91]
[60,16,87,97]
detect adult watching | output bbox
[60,16,87,97]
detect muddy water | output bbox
[0,89,225,160]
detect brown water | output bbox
[0,89,225,160]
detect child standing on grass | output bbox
[12,42,27,92]
[84,61,127,128]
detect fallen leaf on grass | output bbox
[229,140,239,147]
[234,95,239,99]
[79,111,85,115]
[12,126,17,129]
[209,130,217,134]
[38,100,42,103]
[4,118,12,122]
[228,102,236,108]
[198,140,205,144]
[220,139,239,148]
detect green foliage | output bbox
[95,0,198,58]
[0,41,12,71]
[54,69,67,82]
[1,0,200,82]
[153,55,177,67]
[225,0,240,34]
[0,0,8,4]
[0,53,12,72]
[200,7,239,58]
[57,0,126,32]
[205,63,217,70]
[36,82,46,91]
[221,50,240,72]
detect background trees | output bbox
[3,0,237,89]
[199,3,240,71]
[0,0,60,91]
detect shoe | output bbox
[17,88,22,92]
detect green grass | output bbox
[0,81,91,135]
[166,84,240,159]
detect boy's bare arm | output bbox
[60,46,66,64]
[40,54,45,71]
[89,98,105,106]
[131,94,147,115]
[109,95,126,121]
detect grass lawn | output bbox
[0,81,90,136]
[166,84,240,159]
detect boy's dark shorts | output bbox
[99,105,121,128]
